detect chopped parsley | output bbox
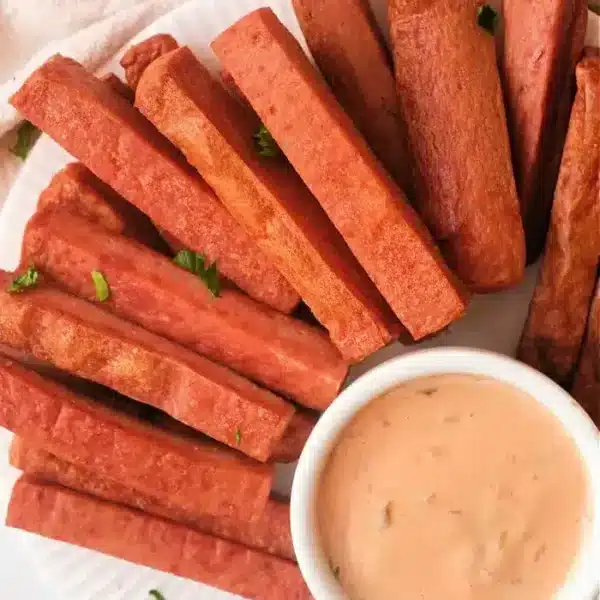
[477,4,498,35]
[7,266,39,293]
[235,428,242,445]
[253,124,281,158]
[91,270,110,302]
[173,250,220,297]
[10,121,41,160]
[148,591,166,600]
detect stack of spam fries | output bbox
[0,1,597,598]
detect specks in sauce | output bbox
[443,414,461,424]
[382,501,393,529]
[329,560,340,580]
[425,492,438,505]
[419,387,438,396]
[534,543,547,562]
[429,445,446,458]
[498,530,508,549]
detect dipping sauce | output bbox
[318,374,589,600]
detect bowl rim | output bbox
[290,346,600,600]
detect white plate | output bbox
[0,2,597,599]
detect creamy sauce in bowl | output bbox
[318,374,589,600]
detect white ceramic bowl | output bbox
[291,347,600,600]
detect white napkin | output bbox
[0,0,189,207]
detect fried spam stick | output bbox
[0,360,273,520]
[500,0,588,261]
[152,406,317,465]
[518,55,600,387]
[22,211,349,410]
[38,162,166,251]
[10,54,299,313]
[388,0,525,292]
[0,271,295,461]
[135,45,402,361]
[98,67,190,256]
[292,0,412,190]
[120,33,179,90]
[10,438,295,561]
[7,478,311,599]
[213,8,469,341]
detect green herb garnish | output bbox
[235,428,242,445]
[477,4,498,35]
[253,124,281,158]
[10,121,41,160]
[149,591,166,600]
[7,266,39,293]
[173,250,221,297]
[91,270,110,302]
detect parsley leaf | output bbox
[477,4,498,34]
[7,266,39,293]
[173,250,221,297]
[172,249,195,272]
[91,270,110,302]
[10,121,41,160]
[148,591,166,600]
[253,124,281,158]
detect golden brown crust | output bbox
[7,478,310,599]
[0,361,272,520]
[135,45,403,360]
[149,407,316,465]
[389,0,525,291]
[518,55,600,387]
[0,271,295,461]
[292,0,412,191]
[10,438,295,561]
[10,54,299,313]
[219,68,254,112]
[120,34,179,90]
[212,9,469,340]
[501,0,588,261]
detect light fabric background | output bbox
[0,0,188,208]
